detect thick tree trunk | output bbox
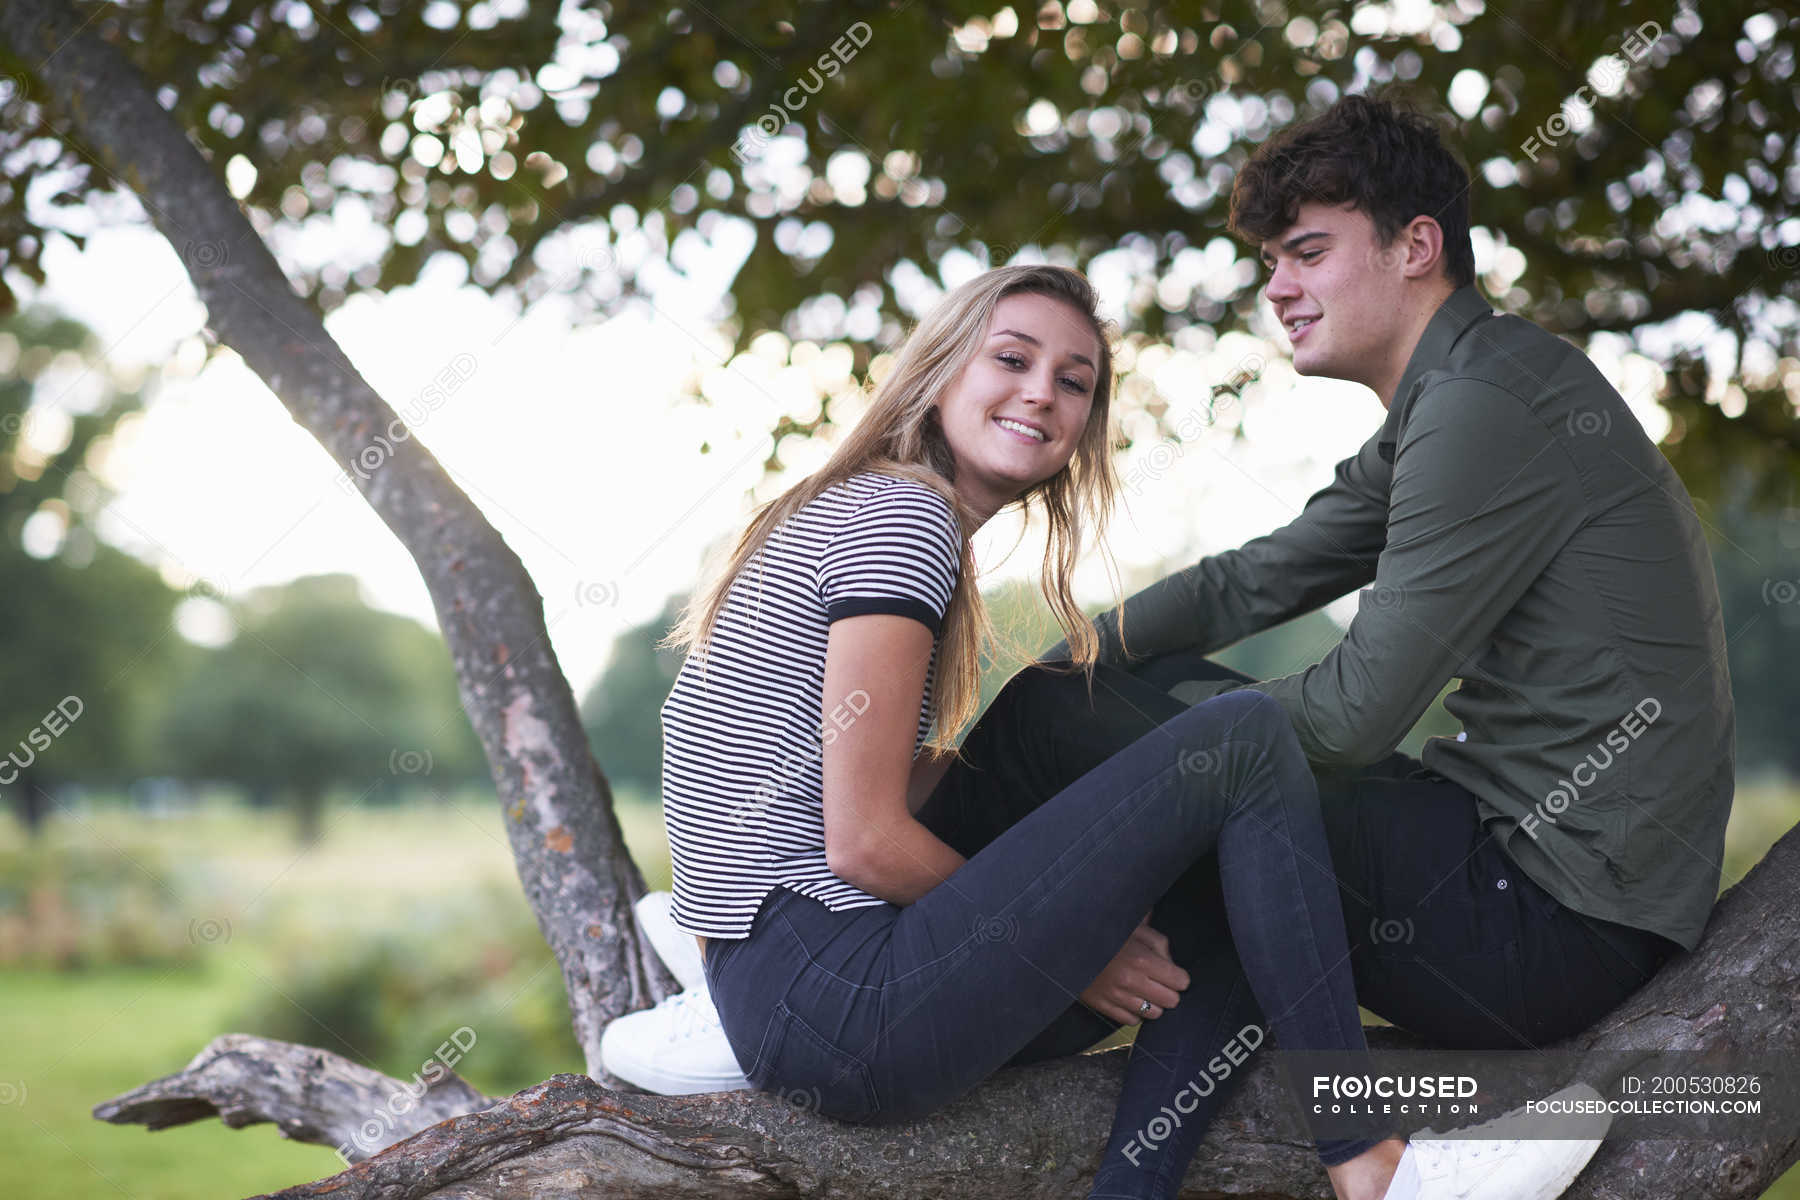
[0,0,676,1080]
[93,826,1800,1199]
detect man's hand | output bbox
[1079,916,1190,1025]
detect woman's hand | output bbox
[1079,916,1190,1025]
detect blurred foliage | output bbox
[0,307,184,832]
[0,801,595,1093]
[156,572,488,841]
[2,0,1792,503]
[0,301,492,840]
[222,883,582,1094]
[580,594,686,798]
[1707,480,1800,777]
[0,838,216,969]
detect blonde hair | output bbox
[662,264,1126,749]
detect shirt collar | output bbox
[1377,284,1497,463]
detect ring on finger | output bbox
[1137,998,1153,1017]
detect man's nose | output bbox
[1264,259,1300,302]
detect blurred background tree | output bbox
[580,594,686,801]
[0,305,487,843]
[156,572,488,844]
[0,308,182,836]
[2,0,1789,501]
[9,0,1795,810]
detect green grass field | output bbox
[3,785,1796,1198]
[3,965,340,1199]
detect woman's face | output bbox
[933,292,1100,523]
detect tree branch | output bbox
[92,1033,495,1162]
[93,825,1800,1198]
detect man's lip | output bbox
[1286,314,1321,340]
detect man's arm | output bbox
[1246,381,1586,765]
[1043,432,1393,667]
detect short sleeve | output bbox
[816,478,962,634]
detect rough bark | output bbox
[0,0,677,1079]
[92,827,1800,1199]
[93,1034,496,1165]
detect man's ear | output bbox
[1400,215,1447,281]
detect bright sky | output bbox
[24,205,1675,700]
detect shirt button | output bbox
[1496,878,1509,890]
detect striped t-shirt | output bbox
[661,471,964,939]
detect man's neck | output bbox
[1372,282,1457,407]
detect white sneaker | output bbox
[1410,1083,1610,1200]
[634,891,706,992]
[600,987,752,1094]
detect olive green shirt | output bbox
[1062,285,1735,950]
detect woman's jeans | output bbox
[703,666,1377,1200]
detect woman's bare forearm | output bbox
[832,813,966,906]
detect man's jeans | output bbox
[703,674,1378,1200]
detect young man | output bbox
[1031,91,1736,1196]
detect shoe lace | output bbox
[664,988,722,1041]
[1409,1136,1494,1180]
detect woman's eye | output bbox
[1060,377,1088,393]
[997,353,1026,368]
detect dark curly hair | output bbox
[1228,89,1476,289]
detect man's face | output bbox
[1259,201,1412,392]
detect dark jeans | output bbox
[703,676,1377,1200]
[1081,651,1681,1196]
[707,652,1678,1199]
[1123,650,1680,1049]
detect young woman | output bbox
[625,264,1599,1200]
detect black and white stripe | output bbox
[662,471,963,939]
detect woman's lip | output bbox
[993,417,1048,444]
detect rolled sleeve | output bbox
[815,480,961,634]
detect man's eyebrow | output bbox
[1262,230,1331,261]
[991,328,1095,370]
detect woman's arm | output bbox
[820,613,1191,1024]
[820,613,966,905]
